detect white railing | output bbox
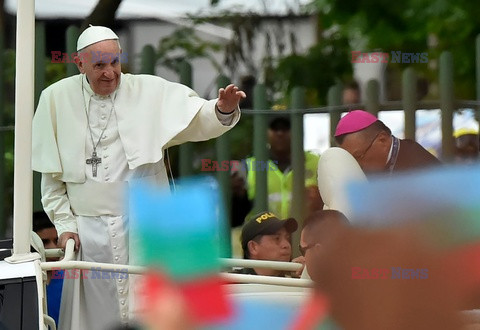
[221,258,303,271]
[39,239,312,288]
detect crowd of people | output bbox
[31,24,480,330]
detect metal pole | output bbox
[0,22,5,237]
[440,52,454,161]
[66,26,80,77]
[290,87,305,257]
[216,74,232,257]
[252,84,268,213]
[6,0,37,262]
[33,22,46,213]
[402,67,417,140]
[476,34,480,118]
[178,61,194,177]
[327,83,343,146]
[365,79,380,116]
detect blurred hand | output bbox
[58,232,80,252]
[138,273,193,330]
[291,256,306,278]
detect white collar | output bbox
[386,136,394,164]
[81,73,120,100]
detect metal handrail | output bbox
[221,258,302,271]
[41,260,147,275]
[222,273,312,287]
[62,239,75,262]
[239,100,480,115]
[40,246,310,287]
[40,258,302,275]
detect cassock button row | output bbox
[103,146,107,150]
[121,300,125,305]
[105,177,110,181]
[101,115,106,120]
[101,103,106,108]
[118,279,123,283]
[104,166,108,170]
[102,135,107,139]
[103,154,109,158]
[122,313,126,317]
[119,289,123,294]
[113,245,117,249]
[115,256,119,261]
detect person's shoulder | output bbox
[121,73,172,87]
[401,139,436,155]
[305,151,320,161]
[42,75,82,95]
[400,138,441,164]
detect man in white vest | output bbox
[32,25,244,330]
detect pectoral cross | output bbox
[86,151,102,177]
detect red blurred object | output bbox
[290,292,329,330]
[140,271,232,325]
[179,275,232,324]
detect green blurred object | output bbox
[130,176,226,281]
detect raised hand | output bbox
[216,84,246,113]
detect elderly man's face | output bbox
[249,227,292,262]
[340,131,391,173]
[77,40,121,96]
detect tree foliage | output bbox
[155,26,222,73]
[306,0,480,98]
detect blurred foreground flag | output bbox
[347,165,480,247]
[209,298,301,330]
[130,176,227,279]
[130,176,231,325]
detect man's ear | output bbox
[75,52,87,73]
[247,240,258,258]
[377,131,391,145]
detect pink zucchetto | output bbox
[334,110,378,137]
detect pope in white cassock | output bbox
[31,26,244,330]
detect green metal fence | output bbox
[0,26,479,250]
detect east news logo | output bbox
[351,51,428,64]
[352,267,429,279]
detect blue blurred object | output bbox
[129,176,229,280]
[206,298,301,330]
[346,165,480,246]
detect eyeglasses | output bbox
[299,243,317,256]
[357,132,380,160]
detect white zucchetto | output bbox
[77,25,119,51]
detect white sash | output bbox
[66,181,128,216]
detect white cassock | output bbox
[317,147,367,220]
[32,73,239,330]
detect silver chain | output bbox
[81,76,116,154]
